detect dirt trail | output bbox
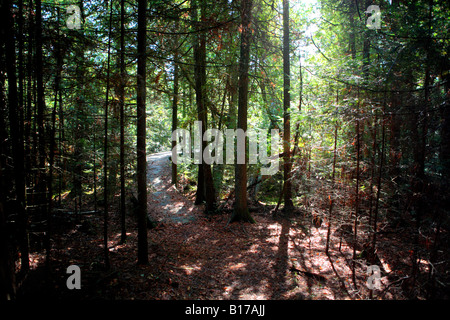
[147,151,201,224]
[140,153,409,300]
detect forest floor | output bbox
[17,152,448,300]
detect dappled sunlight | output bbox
[2,0,448,303]
[226,262,247,271]
[177,264,202,276]
[26,253,46,270]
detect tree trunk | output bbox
[35,0,48,254]
[274,49,304,217]
[411,0,433,291]
[36,0,45,176]
[440,53,450,196]
[282,0,293,211]
[25,0,34,183]
[137,0,149,265]
[372,104,386,252]
[367,113,377,232]
[119,0,127,244]
[3,0,29,273]
[192,0,206,205]
[0,173,16,300]
[0,21,16,299]
[18,0,24,146]
[325,124,338,255]
[73,0,85,213]
[230,0,254,223]
[362,0,371,81]
[192,0,216,212]
[102,0,114,270]
[352,92,360,288]
[348,0,356,59]
[46,6,63,267]
[171,21,179,186]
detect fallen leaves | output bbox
[24,152,428,301]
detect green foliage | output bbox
[6,0,449,214]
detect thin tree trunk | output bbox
[411,0,432,292]
[137,0,149,265]
[367,113,377,233]
[46,6,63,268]
[102,0,114,270]
[372,92,386,257]
[171,21,179,186]
[325,123,338,255]
[93,128,97,213]
[274,48,303,217]
[119,0,127,244]
[230,0,254,223]
[282,0,293,210]
[352,89,360,288]
[36,0,48,243]
[3,0,29,273]
[73,0,85,213]
[293,49,303,157]
[18,0,24,144]
[0,166,16,300]
[25,0,34,181]
[368,101,385,300]
[362,0,371,81]
[58,85,64,206]
[348,0,356,60]
[348,0,357,287]
[0,24,16,300]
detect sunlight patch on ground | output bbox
[227,262,247,271]
[221,279,270,299]
[247,243,260,253]
[238,286,268,300]
[178,264,202,275]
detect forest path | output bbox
[146,151,202,224]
